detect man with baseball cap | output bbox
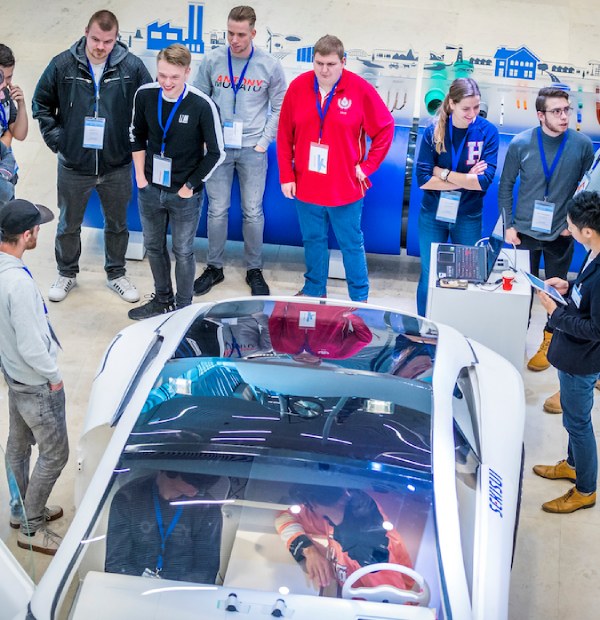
[0,199,68,555]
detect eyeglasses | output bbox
[543,106,573,117]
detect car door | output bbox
[0,443,35,618]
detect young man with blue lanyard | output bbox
[105,470,222,581]
[129,43,225,320]
[0,199,68,555]
[32,11,152,304]
[0,44,29,205]
[499,87,594,409]
[193,5,286,297]
[277,35,394,302]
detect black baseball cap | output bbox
[0,199,54,235]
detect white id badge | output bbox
[308,142,329,175]
[83,117,105,149]
[572,284,582,308]
[152,154,172,187]
[223,120,243,149]
[531,200,555,234]
[436,191,461,223]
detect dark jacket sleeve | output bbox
[32,60,63,153]
[190,504,223,583]
[104,488,136,576]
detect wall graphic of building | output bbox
[494,46,539,80]
[147,2,205,54]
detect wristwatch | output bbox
[185,181,194,191]
[440,168,450,182]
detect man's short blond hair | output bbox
[157,43,191,68]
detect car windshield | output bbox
[62,301,446,619]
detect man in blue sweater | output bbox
[533,191,600,514]
[499,87,593,383]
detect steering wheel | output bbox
[341,562,430,606]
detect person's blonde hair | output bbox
[157,43,191,68]
[433,78,481,154]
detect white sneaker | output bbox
[17,525,62,556]
[48,276,76,302]
[107,275,140,303]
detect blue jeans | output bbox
[205,147,267,270]
[56,162,131,279]
[4,374,69,532]
[296,199,368,302]
[417,207,483,316]
[138,185,202,308]
[0,143,17,206]
[559,370,599,494]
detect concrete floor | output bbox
[1,125,599,620]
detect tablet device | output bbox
[521,270,567,305]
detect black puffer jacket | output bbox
[32,37,152,175]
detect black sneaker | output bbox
[193,265,224,296]
[128,295,175,321]
[246,269,270,296]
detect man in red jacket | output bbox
[277,35,394,302]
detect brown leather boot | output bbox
[533,459,576,482]
[543,391,562,414]
[527,329,552,371]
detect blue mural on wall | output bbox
[494,46,539,80]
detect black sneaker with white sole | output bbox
[128,295,175,321]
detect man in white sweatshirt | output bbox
[0,199,68,555]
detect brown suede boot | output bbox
[543,391,562,414]
[527,329,552,371]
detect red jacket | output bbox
[277,69,394,206]
[268,302,372,359]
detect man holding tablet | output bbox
[533,191,600,514]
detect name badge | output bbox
[436,191,461,223]
[572,284,582,308]
[531,200,555,234]
[83,116,105,149]
[299,310,317,329]
[309,142,329,175]
[152,154,172,187]
[223,120,243,149]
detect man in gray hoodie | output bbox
[193,5,286,297]
[0,199,68,555]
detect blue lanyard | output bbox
[86,58,107,117]
[314,74,342,141]
[157,86,186,156]
[152,484,183,572]
[537,127,568,200]
[0,96,8,132]
[227,45,254,115]
[22,266,62,349]
[448,116,470,172]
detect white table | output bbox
[426,244,531,369]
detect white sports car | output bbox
[0,297,525,620]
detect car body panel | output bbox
[0,298,525,620]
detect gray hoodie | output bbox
[0,252,61,385]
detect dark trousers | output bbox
[56,163,131,279]
[517,232,574,333]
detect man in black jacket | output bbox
[128,43,224,320]
[533,190,600,514]
[32,10,152,304]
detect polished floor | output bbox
[1,136,599,620]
